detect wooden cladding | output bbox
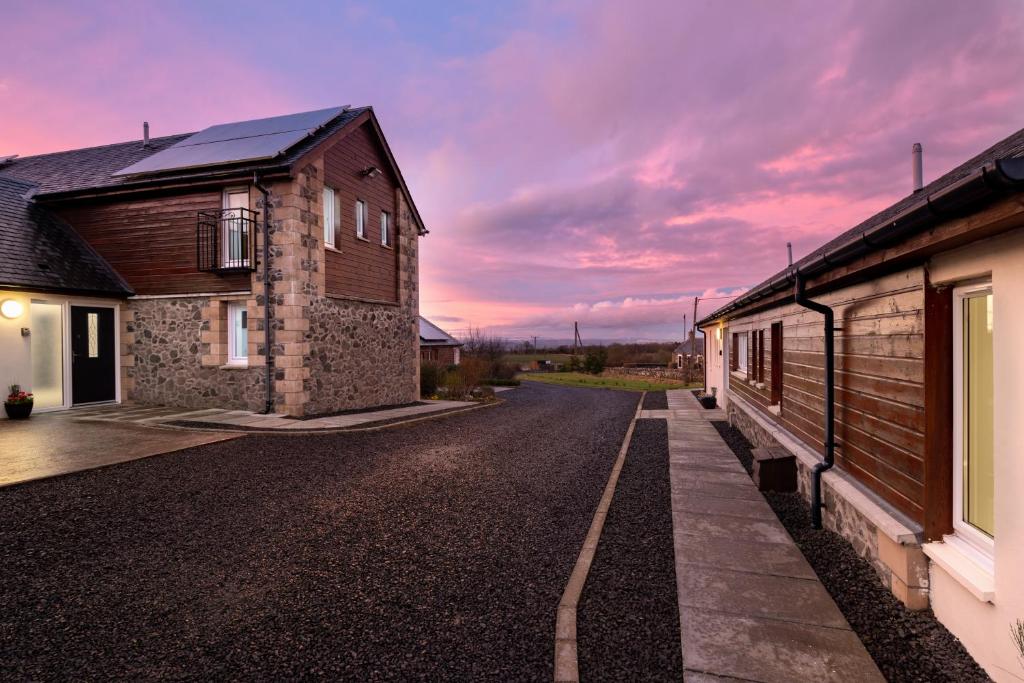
[57,189,251,295]
[730,333,739,371]
[321,122,399,303]
[728,268,927,522]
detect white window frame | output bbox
[222,187,250,268]
[951,281,994,566]
[227,303,249,366]
[323,186,337,248]
[380,210,391,246]
[736,332,748,372]
[355,199,367,239]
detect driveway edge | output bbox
[554,391,645,682]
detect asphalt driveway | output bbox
[0,383,638,680]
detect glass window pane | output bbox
[87,313,99,358]
[30,302,63,409]
[963,292,994,536]
[323,187,335,245]
[231,307,248,360]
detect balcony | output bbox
[197,208,258,273]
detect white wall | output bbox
[928,227,1024,682]
[700,323,727,408]
[0,291,32,403]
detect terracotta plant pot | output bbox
[4,401,33,419]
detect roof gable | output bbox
[419,316,461,346]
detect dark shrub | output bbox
[421,362,442,397]
[483,378,521,387]
[584,348,608,375]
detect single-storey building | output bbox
[698,130,1024,680]
[0,105,427,418]
[419,316,461,365]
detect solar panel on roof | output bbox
[113,106,348,176]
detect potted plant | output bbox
[4,384,33,419]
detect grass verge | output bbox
[518,372,699,392]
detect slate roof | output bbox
[419,317,462,347]
[701,125,1024,324]
[0,107,368,198]
[0,177,131,296]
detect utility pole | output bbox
[573,322,583,355]
[690,296,699,386]
[533,335,538,352]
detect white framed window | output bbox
[323,186,337,247]
[355,199,368,239]
[380,211,391,246]
[222,187,250,268]
[952,282,994,564]
[227,303,248,365]
[736,332,748,372]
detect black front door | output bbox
[71,306,116,405]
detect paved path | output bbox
[49,399,477,431]
[655,390,884,683]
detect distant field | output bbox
[518,372,698,392]
[505,353,574,365]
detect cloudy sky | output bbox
[4,1,1024,341]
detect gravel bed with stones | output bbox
[0,383,639,680]
[642,390,668,410]
[712,421,990,683]
[577,419,683,680]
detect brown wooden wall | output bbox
[321,122,399,303]
[57,189,251,295]
[727,268,926,521]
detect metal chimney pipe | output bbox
[143,122,150,148]
[912,142,923,192]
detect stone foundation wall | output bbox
[727,399,928,608]
[304,297,417,414]
[125,297,265,411]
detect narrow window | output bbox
[736,332,748,373]
[953,283,994,556]
[323,186,337,247]
[355,200,367,239]
[87,313,99,358]
[757,329,765,383]
[770,322,783,405]
[222,187,249,268]
[730,333,738,371]
[228,303,248,365]
[380,211,391,246]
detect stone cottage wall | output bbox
[124,296,264,410]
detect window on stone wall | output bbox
[228,303,248,365]
[380,211,391,247]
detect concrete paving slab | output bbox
[674,478,766,502]
[680,609,884,683]
[679,566,849,629]
[672,492,775,519]
[674,469,754,486]
[672,510,793,545]
[0,416,238,487]
[674,534,818,580]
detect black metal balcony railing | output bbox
[197,208,258,273]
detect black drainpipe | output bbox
[253,174,274,414]
[793,269,836,529]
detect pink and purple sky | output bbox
[4,1,1024,341]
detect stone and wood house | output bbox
[0,106,426,418]
[698,129,1024,680]
[419,316,462,365]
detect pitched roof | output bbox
[700,126,1024,325]
[0,177,131,296]
[419,317,462,347]
[0,107,367,198]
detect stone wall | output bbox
[124,297,265,411]
[305,298,417,413]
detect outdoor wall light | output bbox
[715,326,722,341]
[1,299,24,319]
[360,166,382,179]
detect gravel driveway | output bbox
[0,383,638,680]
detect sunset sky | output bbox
[4,1,1024,342]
